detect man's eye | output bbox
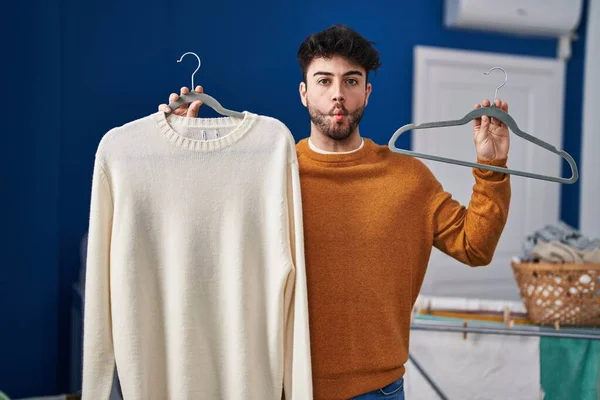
[318,78,330,84]
[347,79,358,85]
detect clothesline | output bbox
[408,319,600,400]
[411,320,600,340]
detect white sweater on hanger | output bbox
[82,110,313,400]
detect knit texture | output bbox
[295,138,511,399]
[82,111,313,400]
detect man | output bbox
[159,24,511,400]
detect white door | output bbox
[580,0,600,238]
[411,46,566,301]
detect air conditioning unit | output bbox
[444,0,584,38]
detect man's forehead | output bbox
[308,57,365,75]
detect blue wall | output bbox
[2,0,588,397]
[2,1,61,397]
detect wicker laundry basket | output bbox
[511,261,600,327]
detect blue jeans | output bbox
[350,377,405,399]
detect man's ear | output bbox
[299,82,307,107]
[365,82,372,106]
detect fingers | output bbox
[493,98,509,112]
[180,85,204,96]
[492,98,509,127]
[172,91,190,116]
[491,99,502,126]
[181,86,203,118]
[159,85,204,116]
[473,98,509,132]
[482,99,491,126]
[176,87,190,110]
[185,86,204,117]
[158,91,180,113]
[178,85,203,94]
[477,99,491,127]
[473,103,482,128]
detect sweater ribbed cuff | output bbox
[474,157,509,181]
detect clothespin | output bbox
[554,320,561,331]
[504,306,515,329]
[463,321,468,340]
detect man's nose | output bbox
[331,84,345,103]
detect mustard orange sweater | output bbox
[296,138,511,399]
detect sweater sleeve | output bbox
[430,157,511,266]
[282,160,313,400]
[81,158,115,399]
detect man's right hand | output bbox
[158,85,203,118]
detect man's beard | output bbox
[307,101,365,141]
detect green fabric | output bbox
[540,337,600,400]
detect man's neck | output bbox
[309,129,363,153]
[309,137,364,154]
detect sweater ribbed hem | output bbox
[313,365,405,400]
[153,110,256,152]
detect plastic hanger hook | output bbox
[177,52,201,91]
[483,67,507,105]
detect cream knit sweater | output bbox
[82,111,313,400]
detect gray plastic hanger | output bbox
[165,51,245,119]
[388,67,578,184]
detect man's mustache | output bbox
[329,104,348,115]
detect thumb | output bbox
[474,114,490,144]
[187,100,202,118]
[478,115,490,136]
[472,103,482,129]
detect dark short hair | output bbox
[297,24,382,83]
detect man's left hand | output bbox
[472,98,510,161]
